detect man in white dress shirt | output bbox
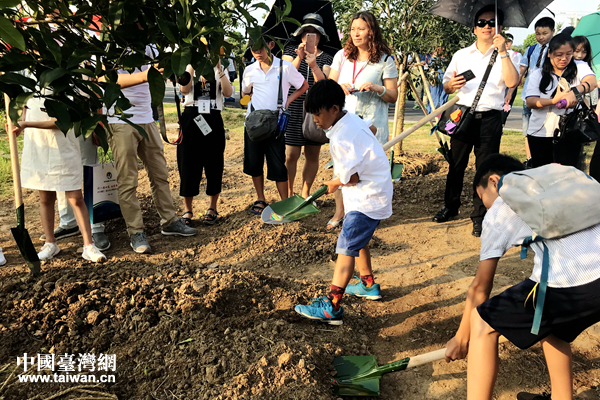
[432,5,519,237]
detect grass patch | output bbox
[0,133,24,196]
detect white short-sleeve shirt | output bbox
[241,55,306,117]
[325,112,393,220]
[520,44,548,101]
[480,196,600,288]
[330,50,398,145]
[443,42,519,112]
[106,45,158,125]
[525,60,595,138]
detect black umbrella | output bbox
[430,0,554,28]
[244,0,342,60]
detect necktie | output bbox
[536,44,547,68]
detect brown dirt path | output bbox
[0,129,598,399]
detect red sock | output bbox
[327,285,345,311]
[360,275,375,288]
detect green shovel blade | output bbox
[332,355,410,396]
[261,185,328,224]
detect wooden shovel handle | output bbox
[406,336,509,369]
[3,93,23,208]
[383,96,460,152]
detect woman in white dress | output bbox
[10,95,106,262]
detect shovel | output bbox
[332,335,508,396]
[261,184,329,224]
[389,150,403,181]
[3,93,40,275]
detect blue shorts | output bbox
[336,211,380,257]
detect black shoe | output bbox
[523,157,533,169]
[472,220,482,237]
[517,392,551,400]
[432,207,458,223]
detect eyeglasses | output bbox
[476,19,496,28]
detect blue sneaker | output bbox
[346,277,382,300]
[294,296,343,325]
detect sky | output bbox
[251,0,599,46]
[508,0,599,45]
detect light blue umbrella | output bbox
[572,12,600,76]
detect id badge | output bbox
[198,99,211,114]
[194,114,212,135]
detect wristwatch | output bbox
[500,53,509,59]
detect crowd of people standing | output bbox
[1,6,600,400]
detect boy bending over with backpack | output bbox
[294,79,393,326]
[445,153,600,400]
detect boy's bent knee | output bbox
[470,309,498,339]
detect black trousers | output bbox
[444,110,503,222]
[527,135,582,168]
[177,108,226,197]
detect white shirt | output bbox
[509,50,521,67]
[520,44,549,101]
[330,50,398,144]
[443,42,519,112]
[241,56,305,117]
[525,61,595,138]
[106,45,157,125]
[480,197,600,288]
[181,66,229,111]
[326,112,393,220]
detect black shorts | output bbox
[243,128,288,182]
[477,277,600,349]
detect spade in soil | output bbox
[262,185,328,224]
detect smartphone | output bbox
[305,33,316,54]
[457,69,475,82]
[558,77,570,92]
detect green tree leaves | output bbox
[0,16,24,51]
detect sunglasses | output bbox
[476,19,496,28]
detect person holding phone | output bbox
[326,11,399,230]
[525,34,597,168]
[431,5,519,237]
[177,58,233,226]
[282,13,334,198]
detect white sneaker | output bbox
[82,244,107,263]
[0,247,6,266]
[38,243,60,261]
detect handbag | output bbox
[302,106,329,143]
[438,49,499,143]
[554,87,600,145]
[246,58,284,142]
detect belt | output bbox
[472,109,501,119]
[184,101,198,108]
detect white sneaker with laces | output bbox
[38,243,60,261]
[0,247,6,266]
[82,244,107,263]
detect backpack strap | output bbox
[277,57,284,109]
[521,235,548,335]
[526,44,537,67]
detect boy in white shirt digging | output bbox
[294,79,393,325]
[445,153,600,400]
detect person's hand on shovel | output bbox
[325,173,360,193]
[6,121,26,137]
[445,335,469,362]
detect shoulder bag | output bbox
[246,58,284,142]
[554,87,600,145]
[437,49,499,144]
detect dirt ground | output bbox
[0,129,599,400]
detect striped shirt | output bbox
[480,197,600,288]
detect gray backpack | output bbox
[498,164,600,334]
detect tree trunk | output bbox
[394,74,408,155]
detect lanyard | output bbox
[352,60,367,85]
